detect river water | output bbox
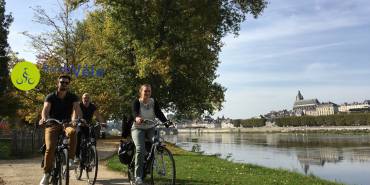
[164,132,370,185]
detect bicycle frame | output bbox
[133,119,171,176]
[78,123,100,147]
[75,123,100,184]
[42,118,71,185]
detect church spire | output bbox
[296,90,304,101]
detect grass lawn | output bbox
[107,143,343,185]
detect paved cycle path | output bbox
[0,139,130,185]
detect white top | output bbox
[133,98,156,129]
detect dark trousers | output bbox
[76,126,90,158]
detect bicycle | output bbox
[40,118,71,185]
[127,119,176,185]
[74,122,100,185]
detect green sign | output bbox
[10,61,40,91]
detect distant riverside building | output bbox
[293,91,320,116]
[292,91,338,116]
[316,102,339,116]
[339,100,370,113]
[264,110,292,119]
[263,91,369,118]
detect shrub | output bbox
[275,113,370,127]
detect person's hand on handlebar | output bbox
[135,116,143,125]
[39,118,46,126]
[164,121,173,128]
[101,123,107,128]
[72,118,86,127]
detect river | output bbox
[164,132,370,185]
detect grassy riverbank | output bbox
[107,143,342,185]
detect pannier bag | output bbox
[118,140,135,165]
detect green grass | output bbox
[107,143,343,185]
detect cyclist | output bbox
[39,75,84,185]
[131,84,169,185]
[75,93,106,163]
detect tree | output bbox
[0,0,12,95]
[0,0,17,119]
[22,3,125,122]
[71,0,267,118]
[18,2,86,123]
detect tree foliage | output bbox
[14,2,81,123]
[0,0,12,94]
[275,113,370,127]
[12,0,267,123]
[0,0,18,119]
[71,0,267,118]
[232,118,266,127]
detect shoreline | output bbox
[106,143,341,185]
[177,125,370,133]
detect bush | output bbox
[0,139,11,159]
[232,118,266,128]
[275,113,370,127]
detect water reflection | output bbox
[164,133,370,185]
[297,147,343,174]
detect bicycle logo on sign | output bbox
[10,61,40,91]
[16,68,35,85]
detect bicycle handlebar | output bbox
[142,119,173,128]
[43,119,69,126]
[43,118,84,126]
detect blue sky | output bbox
[6,0,370,119]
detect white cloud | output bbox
[240,42,346,63]
[222,0,370,51]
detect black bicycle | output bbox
[40,119,70,185]
[127,119,176,185]
[74,123,100,185]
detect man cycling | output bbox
[75,93,106,162]
[39,75,84,185]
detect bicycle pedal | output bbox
[87,166,93,172]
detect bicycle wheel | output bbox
[86,145,98,185]
[49,153,58,185]
[74,161,83,180]
[74,135,85,180]
[126,157,135,185]
[60,148,69,185]
[127,167,134,185]
[150,146,176,185]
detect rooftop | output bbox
[294,99,320,107]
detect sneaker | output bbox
[39,173,50,185]
[135,177,143,185]
[69,159,76,170]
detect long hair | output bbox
[138,84,151,98]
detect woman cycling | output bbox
[131,84,168,185]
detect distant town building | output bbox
[264,109,291,119]
[221,120,235,128]
[203,115,214,123]
[292,91,339,116]
[339,100,370,113]
[316,102,339,116]
[293,91,320,116]
[263,91,369,119]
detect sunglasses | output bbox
[59,81,70,85]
